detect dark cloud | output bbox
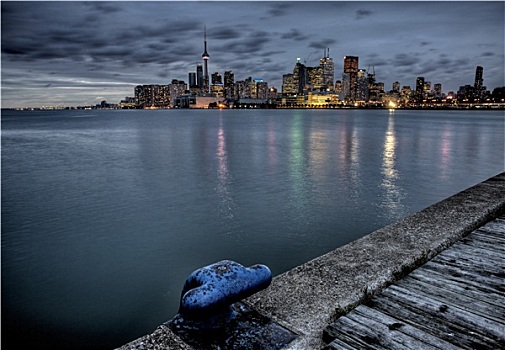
[83,2,123,13]
[309,39,337,50]
[481,52,495,57]
[281,29,309,41]
[211,26,243,40]
[392,53,421,67]
[355,9,373,20]
[267,3,291,17]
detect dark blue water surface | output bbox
[2,109,504,349]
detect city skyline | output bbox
[2,1,504,108]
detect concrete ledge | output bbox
[118,172,505,349]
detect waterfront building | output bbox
[415,76,425,102]
[356,69,369,102]
[307,66,324,91]
[211,72,223,97]
[196,63,203,89]
[320,48,335,91]
[224,70,235,100]
[255,79,269,99]
[343,56,359,101]
[334,80,342,93]
[188,72,197,89]
[235,80,248,99]
[211,72,222,85]
[392,81,400,93]
[292,58,307,94]
[474,66,485,100]
[169,80,187,106]
[424,81,431,99]
[134,84,171,108]
[210,84,224,97]
[282,73,297,95]
[400,86,412,106]
[433,83,443,99]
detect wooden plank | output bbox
[394,273,505,323]
[345,308,441,350]
[478,218,505,234]
[369,294,497,349]
[324,317,387,350]
[329,313,417,350]
[324,337,359,350]
[383,284,505,342]
[422,260,505,295]
[451,235,505,255]
[442,238,505,260]
[422,261,505,297]
[351,305,463,350]
[432,248,505,276]
[408,268,505,308]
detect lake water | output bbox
[2,108,504,349]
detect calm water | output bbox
[2,109,504,349]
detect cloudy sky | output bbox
[1,1,504,108]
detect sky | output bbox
[1,1,504,108]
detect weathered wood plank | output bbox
[408,268,505,309]
[329,312,418,350]
[369,294,496,349]
[478,218,505,234]
[351,305,463,350]
[323,337,359,350]
[394,273,505,323]
[432,248,505,276]
[450,234,505,254]
[324,317,387,350]
[383,284,505,342]
[422,260,505,295]
[345,308,441,350]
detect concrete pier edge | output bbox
[118,172,505,349]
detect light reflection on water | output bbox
[2,109,504,349]
[381,116,406,220]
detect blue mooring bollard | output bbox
[178,260,272,319]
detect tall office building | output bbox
[320,48,334,91]
[201,27,210,94]
[392,81,400,93]
[282,73,297,95]
[188,72,197,88]
[356,69,369,101]
[292,58,307,94]
[211,72,222,85]
[415,76,425,102]
[474,66,484,99]
[343,56,359,101]
[196,63,203,89]
[224,70,235,100]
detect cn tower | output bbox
[202,26,210,94]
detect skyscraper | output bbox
[343,56,358,101]
[474,66,484,99]
[188,72,197,88]
[196,63,203,89]
[292,58,307,94]
[224,70,235,100]
[320,48,334,91]
[415,76,425,102]
[202,27,210,94]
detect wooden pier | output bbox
[323,214,505,349]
